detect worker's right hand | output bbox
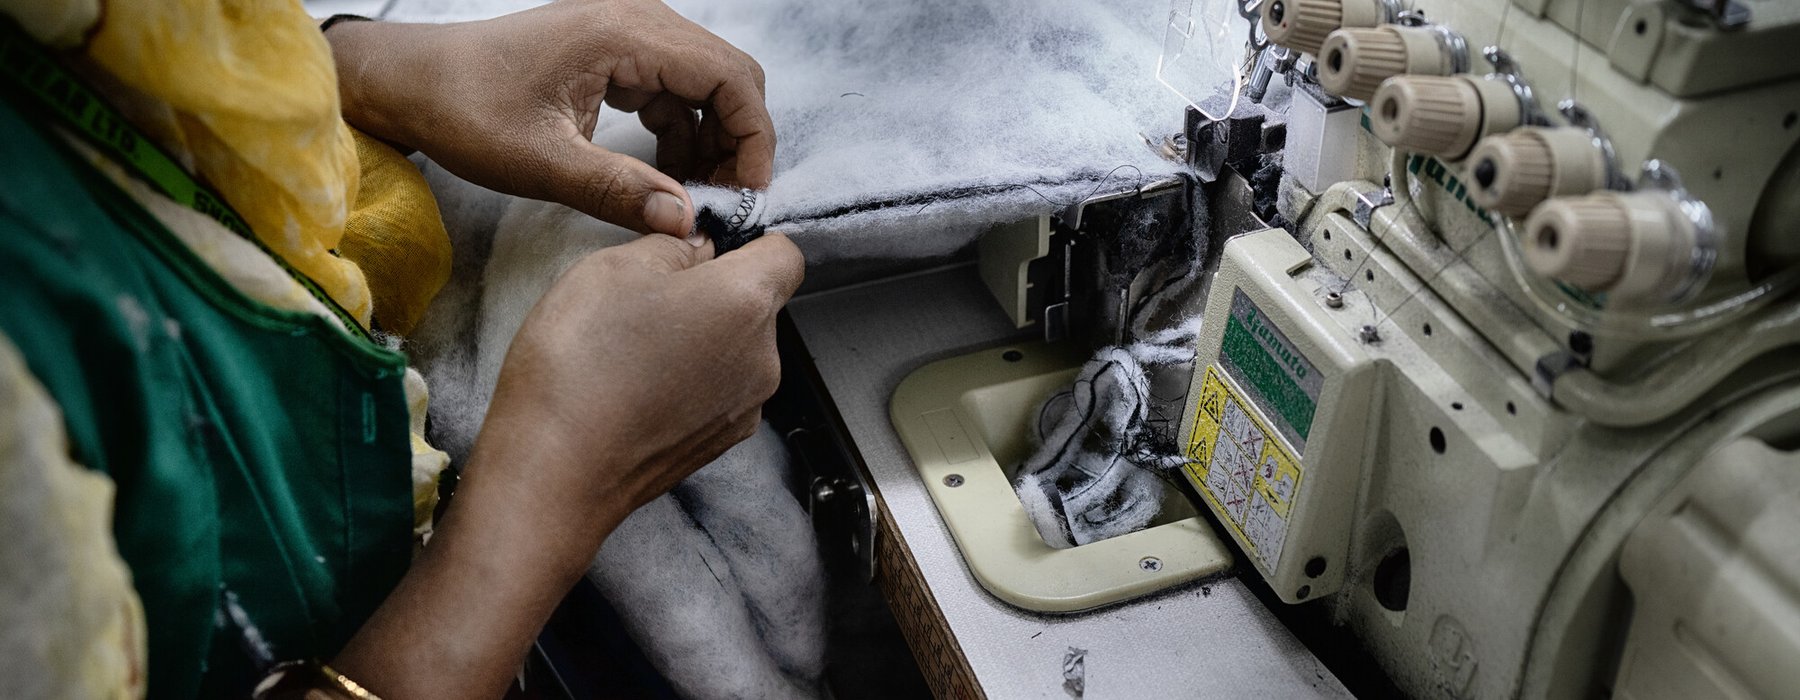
[335,234,802,699]
[472,232,804,530]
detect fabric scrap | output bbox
[1015,319,1201,548]
[1062,646,1087,698]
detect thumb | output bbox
[607,228,715,274]
[544,139,697,238]
[701,232,806,305]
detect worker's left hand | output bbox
[328,0,775,240]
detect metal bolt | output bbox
[943,474,965,488]
[1139,557,1163,572]
[1159,133,1189,161]
[1568,330,1594,356]
[812,480,839,503]
[1324,291,1344,308]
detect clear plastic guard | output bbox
[1156,0,1252,121]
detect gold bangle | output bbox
[319,663,380,700]
[253,660,383,700]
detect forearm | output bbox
[332,425,631,700]
[324,19,447,153]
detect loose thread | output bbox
[912,163,1150,214]
[1369,173,1499,331]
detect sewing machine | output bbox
[835,0,1800,697]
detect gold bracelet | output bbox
[253,660,383,700]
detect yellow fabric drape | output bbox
[83,0,374,324]
[0,334,147,699]
[342,130,453,335]
[18,0,455,333]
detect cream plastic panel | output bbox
[890,342,1232,613]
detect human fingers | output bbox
[696,232,805,307]
[542,137,698,239]
[603,86,655,113]
[634,94,704,182]
[598,227,717,274]
[611,39,776,188]
[703,77,776,188]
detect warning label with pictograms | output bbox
[1185,365,1304,571]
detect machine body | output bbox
[1165,0,1800,697]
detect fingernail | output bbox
[643,191,688,237]
[685,227,708,248]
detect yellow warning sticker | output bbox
[1185,365,1304,570]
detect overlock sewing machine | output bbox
[849,0,1800,697]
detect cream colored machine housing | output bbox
[899,0,1797,695]
[1174,0,1800,698]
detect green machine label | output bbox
[1219,289,1322,450]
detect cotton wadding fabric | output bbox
[590,424,825,700]
[671,0,1192,262]
[400,159,512,466]
[1015,319,1201,548]
[381,0,1193,263]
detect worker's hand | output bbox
[328,0,775,239]
[477,232,802,521]
[334,236,801,700]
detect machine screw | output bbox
[812,480,838,503]
[1325,291,1344,308]
[1568,330,1594,356]
[1140,557,1163,572]
[943,474,965,487]
[1160,132,1189,161]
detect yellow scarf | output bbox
[6,0,451,334]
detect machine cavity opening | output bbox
[1374,547,1412,612]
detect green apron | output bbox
[0,93,416,696]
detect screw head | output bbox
[812,481,838,503]
[943,474,965,487]
[1324,291,1344,308]
[1568,330,1594,355]
[1139,556,1163,572]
